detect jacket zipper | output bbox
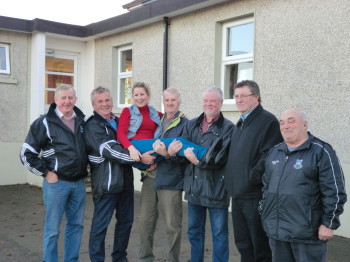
[276,154,289,239]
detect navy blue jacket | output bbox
[260,134,347,243]
[182,112,235,208]
[153,111,188,190]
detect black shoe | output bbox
[204,137,223,165]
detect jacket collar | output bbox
[47,103,85,120]
[277,132,315,154]
[237,104,263,127]
[195,111,225,129]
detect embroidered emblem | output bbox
[293,159,303,169]
[272,160,279,165]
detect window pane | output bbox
[45,90,56,104]
[224,62,253,99]
[119,77,133,105]
[228,22,254,56]
[46,57,74,73]
[0,47,6,70]
[45,74,74,104]
[121,50,132,72]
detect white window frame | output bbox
[0,43,11,74]
[45,51,78,111]
[221,17,254,104]
[117,45,133,108]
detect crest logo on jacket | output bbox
[293,159,303,169]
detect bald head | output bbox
[279,109,309,148]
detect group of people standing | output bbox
[20,79,346,262]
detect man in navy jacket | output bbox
[260,109,347,262]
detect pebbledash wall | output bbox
[0,0,349,237]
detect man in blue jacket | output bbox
[20,84,88,262]
[260,109,347,262]
[139,88,188,262]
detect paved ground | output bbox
[0,184,349,262]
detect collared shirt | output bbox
[240,105,258,121]
[201,113,220,133]
[55,107,76,132]
[55,107,77,120]
[106,114,117,131]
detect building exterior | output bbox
[0,0,349,236]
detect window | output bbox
[117,46,133,107]
[0,43,10,74]
[221,18,254,101]
[45,52,77,109]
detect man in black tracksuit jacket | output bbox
[84,87,154,262]
[223,80,283,262]
[260,109,347,262]
[20,84,88,261]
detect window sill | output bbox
[0,77,18,84]
[222,102,238,112]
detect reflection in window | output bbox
[117,46,133,106]
[45,55,75,105]
[228,23,254,56]
[222,18,254,100]
[0,44,10,74]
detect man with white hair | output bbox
[260,109,347,262]
[20,84,88,262]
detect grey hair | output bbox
[55,84,76,97]
[163,87,181,102]
[202,86,223,100]
[90,86,112,104]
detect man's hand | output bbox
[141,150,156,165]
[184,147,199,165]
[46,171,58,183]
[128,145,141,162]
[146,163,158,172]
[318,224,334,241]
[168,139,183,157]
[152,140,168,157]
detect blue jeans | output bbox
[42,179,86,262]
[132,137,207,170]
[187,202,229,262]
[89,186,134,262]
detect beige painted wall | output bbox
[1,0,349,237]
[94,0,349,237]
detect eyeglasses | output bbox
[234,94,254,99]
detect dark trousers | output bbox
[269,238,327,262]
[89,186,134,262]
[231,198,272,262]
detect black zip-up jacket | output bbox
[223,105,283,198]
[84,112,134,201]
[182,112,235,208]
[260,134,347,243]
[20,103,88,181]
[153,111,188,190]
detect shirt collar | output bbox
[240,105,258,121]
[55,107,76,120]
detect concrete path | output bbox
[0,184,348,261]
